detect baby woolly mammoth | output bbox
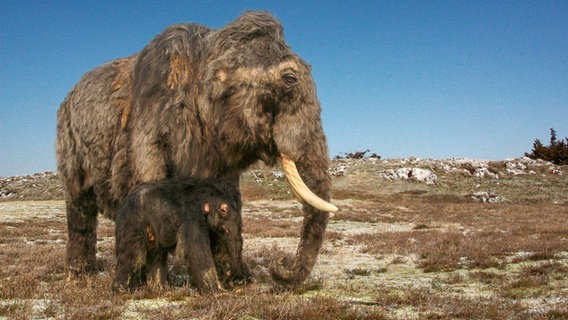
[111,178,249,293]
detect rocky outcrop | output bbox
[469,192,503,203]
[2,157,565,202]
[0,171,63,201]
[379,168,438,185]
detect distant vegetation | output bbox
[525,128,568,165]
[334,149,381,160]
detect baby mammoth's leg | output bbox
[178,223,222,293]
[146,250,168,289]
[112,222,147,292]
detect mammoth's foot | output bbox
[112,265,147,294]
[146,267,168,291]
[229,262,254,285]
[65,256,98,282]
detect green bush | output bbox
[525,128,568,165]
[334,149,381,160]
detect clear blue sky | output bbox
[1,1,567,177]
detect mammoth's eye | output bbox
[281,73,298,86]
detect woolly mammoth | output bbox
[56,11,337,286]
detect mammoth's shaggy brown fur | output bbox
[57,11,332,286]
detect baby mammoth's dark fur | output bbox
[112,178,249,293]
[57,11,332,286]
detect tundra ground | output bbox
[1,157,567,319]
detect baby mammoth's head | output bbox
[202,199,241,236]
[202,193,247,285]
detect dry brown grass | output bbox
[346,200,568,273]
[243,214,302,238]
[1,158,567,319]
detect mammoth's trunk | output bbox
[269,153,336,286]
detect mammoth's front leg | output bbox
[177,223,222,293]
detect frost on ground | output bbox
[1,157,567,319]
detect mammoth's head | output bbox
[202,195,250,284]
[204,11,337,212]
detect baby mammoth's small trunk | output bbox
[227,232,252,283]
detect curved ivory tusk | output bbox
[280,153,338,212]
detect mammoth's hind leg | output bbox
[65,188,98,280]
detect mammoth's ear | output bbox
[202,56,228,83]
[201,56,233,101]
[218,203,229,217]
[217,69,229,82]
[203,202,210,215]
[167,53,191,90]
